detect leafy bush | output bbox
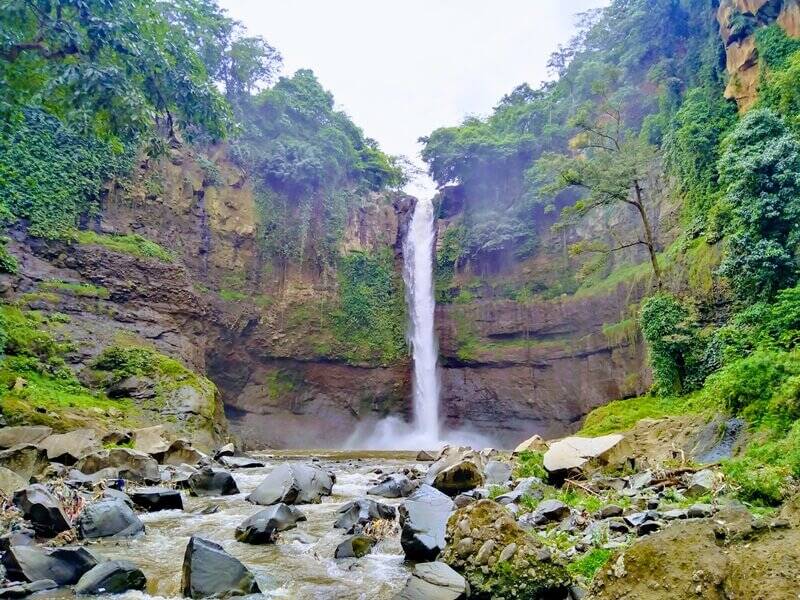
[93,346,157,380]
[513,451,547,480]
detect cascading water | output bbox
[402,196,440,442]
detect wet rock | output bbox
[0,578,57,598]
[12,484,71,537]
[213,443,235,460]
[334,499,396,533]
[685,469,716,498]
[513,434,548,455]
[0,445,48,482]
[247,463,334,505]
[101,488,134,508]
[398,484,455,561]
[395,561,468,600]
[334,534,376,559]
[235,504,306,544]
[543,435,626,478]
[132,426,171,457]
[162,440,207,467]
[495,477,544,505]
[2,546,98,585]
[187,468,239,497]
[130,487,183,512]
[76,448,160,483]
[368,474,416,498]
[38,429,100,465]
[218,455,265,469]
[74,560,147,595]
[0,467,26,496]
[108,376,156,400]
[0,528,34,552]
[0,427,51,450]
[443,500,571,599]
[484,461,512,485]
[416,450,436,462]
[181,536,260,598]
[636,521,662,536]
[425,449,485,496]
[76,499,144,539]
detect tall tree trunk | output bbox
[633,180,662,289]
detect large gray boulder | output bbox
[38,429,100,465]
[334,499,396,534]
[484,461,512,486]
[187,468,239,497]
[181,536,260,598]
[162,440,207,467]
[0,467,26,496]
[425,448,485,496]
[2,546,98,585]
[368,474,416,498]
[398,484,455,561]
[0,578,57,598]
[219,455,265,469]
[235,504,306,544]
[0,426,52,450]
[12,484,71,538]
[0,445,48,481]
[76,499,144,539]
[132,425,171,457]
[543,435,626,477]
[247,463,334,506]
[75,448,160,483]
[395,562,468,600]
[74,560,147,595]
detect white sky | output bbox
[218,1,609,195]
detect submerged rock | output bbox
[334,499,396,533]
[181,536,260,598]
[398,484,455,561]
[2,546,98,585]
[235,504,306,544]
[368,474,416,498]
[12,484,71,538]
[395,562,468,600]
[74,560,147,595]
[247,463,334,505]
[76,499,144,539]
[334,534,376,559]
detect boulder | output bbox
[0,445,48,482]
[334,534,376,559]
[12,484,71,537]
[513,434,548,455]
[101,430,132,447]
[219,455,265,469]
[425,451,484,496]
[66,467,120,489]
[107,376,156,400]
[367,473,416,498]
[0,579,57,598]
[395,562,468,600]
[597,505,624,519]
[132,425,171,457]
[543,435,626,477]
[334,499,396,533]
[38,429,100,465]
[0,427,52,450]
[235,504,307,544]
[417,450,436,462]
[495,477,544,505]
[130,487,183,512]
[76,499,144,539]
[484,461,512,486]
[0,528,35,552]
[532,499,570,524]
[74,560,147,595]
[181,536,261,598]
[247,463,334,505]
[75,448,160,483]
[101,488,134,508]
[398,484,455,561]
[685,469,716,498]
[0,467,26,496]
[187,468,239,497]
[443,500,571,599]
[213,443,235,460]
[2,546,98,585]
[162,440,207,466]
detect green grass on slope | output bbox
[578,393,710,437]
[73,230,174,263]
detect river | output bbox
[80,452,421,599]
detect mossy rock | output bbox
[442,500,571,599]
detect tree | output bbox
[536,87,663,287]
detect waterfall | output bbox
[403,196,440,441]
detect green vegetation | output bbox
[567,548,613,580]
[40,280,110,299]
[579,394,709,437]
[513,451,547,480]
[332,249,407,365]
[74,231,173,262]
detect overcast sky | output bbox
[218,1,609,194]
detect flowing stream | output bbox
[78,452,419,600]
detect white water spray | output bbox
[403,196,440,442]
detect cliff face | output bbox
[719,0,800,110]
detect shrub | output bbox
[514,451,547,480]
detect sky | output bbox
[218,1,609,195]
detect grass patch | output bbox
[74,230,173,263]
[578,393,710,437]
[567,548,613,580]
[513,451,547,480]
[219,288,248,302]
[40,279,109,299]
